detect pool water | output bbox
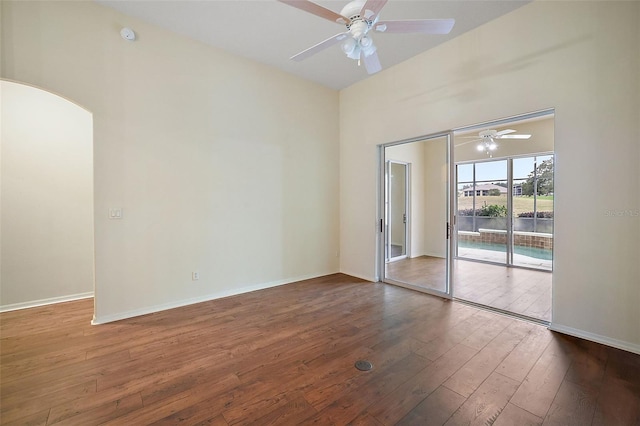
[458,241,553,260]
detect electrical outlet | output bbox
[192,271,200,281]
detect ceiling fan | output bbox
[458,129,532,157]
[277,0,455,74]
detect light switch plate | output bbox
[108,208,123,219]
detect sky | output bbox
[457,154,553,186]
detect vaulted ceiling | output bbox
[97,0,529,90]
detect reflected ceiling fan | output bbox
[277,0,455,74]
[458,129,531,157]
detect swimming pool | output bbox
[458,241,553,260]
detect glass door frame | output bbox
[377,131,455,300]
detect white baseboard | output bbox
[91,273,336,325]
[337,269,375,283]
[549,323,640,355]
[0,292,94,313]
[6,285,638,357]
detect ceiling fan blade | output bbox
[495,129,516,136]
[290,32,350,62]
[363,50,382,74]
[360,0,388,20]
[499,134,532,139]
[278,0,351,25]
[375,19,455,34]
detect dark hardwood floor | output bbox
[1,274,638,425]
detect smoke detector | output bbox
[120,28,136,41]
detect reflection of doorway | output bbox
[380,133,453,298]
[452,111,554,323]
[386,161,409,261]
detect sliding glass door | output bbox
[456,160,509,264]
[380,132,454,298]
[512,155,554,270]
[456,154,554,271]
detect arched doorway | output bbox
[0,80,95,314]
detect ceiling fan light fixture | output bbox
[350,20,369,41]
[362,7,376,20]
[279,0,456,73]
[363,46,376,57]
[460,128,531,157]
[361,41,376,57]
[341,37,357,55]
[347,44,361,60]
[477,139,498,153]
[352,48,362,60]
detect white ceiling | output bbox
[97,0,529,90]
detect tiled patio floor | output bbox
[386,252,551,322]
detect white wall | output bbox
[0,80,94,309]
[340,1,639,352]
[1,1,340,323]
[422,138,448,258]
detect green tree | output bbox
[522,158,554,196]
[488,188,502,196]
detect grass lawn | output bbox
[457,195,554,215]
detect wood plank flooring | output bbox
[387,257,551,322]
[1,274,639,425]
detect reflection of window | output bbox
[475,160,507,181]
[457,155,554,223]
[514,155,554,198]
[456,154,554,272]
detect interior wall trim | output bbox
[0,292,94,313]
[550,323,640,355]
[339,269,376,283]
